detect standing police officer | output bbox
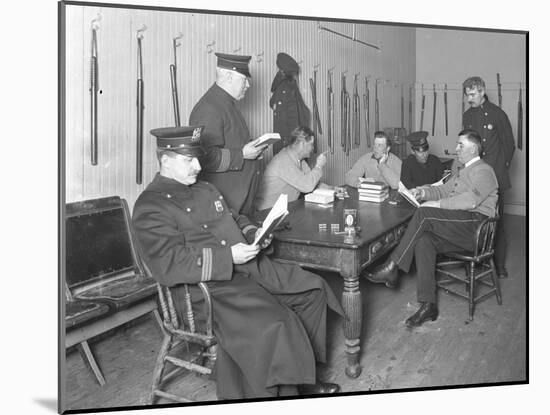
[189,53,268,216]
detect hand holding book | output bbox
[253,194,289,247]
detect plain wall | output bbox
[415,28,527,215]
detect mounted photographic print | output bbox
[59,0,528,413]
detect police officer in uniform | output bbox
[462,76,515,278]
[400,131,444,189]
[132,126,343,399]
[189,53,268,216]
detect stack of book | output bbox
[358,181,389,203]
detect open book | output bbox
[397,181,420,208]
[253,193,289,246]
[253,133,281,147]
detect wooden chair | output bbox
[64,196,162,385]
[149,282,217,404]
[436,216,503,320]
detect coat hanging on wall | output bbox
[269,52,311,155]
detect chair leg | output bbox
[490,258,503,305]
[151,308,164,334]
[77,340,106,386]
[468,261,475,321]
[149,333,173,405]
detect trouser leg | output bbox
[494,193,507,273]
[389,207,484,273]
[276,289,328,363]
[414,233,464,303]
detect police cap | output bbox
[150,126,205,157]
[215,52,252,77]
[407,131,430,151]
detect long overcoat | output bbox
[132,174,344,399]
[189,83,261,215]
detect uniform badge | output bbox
[487,124,493,130]
[192,127,201,141]
[214,200,224,212]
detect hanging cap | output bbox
[407,131,429,151]
[150,126,205,157]
[276,52,299,75]
[215,52,252,77]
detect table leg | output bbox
[342,275,362,378]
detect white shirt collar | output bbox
[464,156,480,168]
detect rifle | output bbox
[375,79,379,132]
[327,70,333,153]
[444,83,448,136]
[89,21,99,166]
[309,70,322,153]
[400,84,404,129]
[517,84,523,150]
[136,27,146,185]
[408,85,413,134]
[420,84,425,131]
[497,73,503,108]
[364,77,371,147]
[341,73,346,152]
[353,75,360,147]
[431,83,437,136]
[170,33,182,126]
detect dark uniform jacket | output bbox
[463,99,515,191]
[189,83,261,215]
[132,174,343,399]
[269,72,311,154]
[400,154,444,189]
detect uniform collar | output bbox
[212,82,236,103]
[145,172,192,194]
[464,156,481,168]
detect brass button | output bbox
[166,194,172,198]
[220,240,227,246]
[203,224,208,229]
[186,207,191,212]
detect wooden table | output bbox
[269,190,414,378]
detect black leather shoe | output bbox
[366,258,398,288]
[298,382,341,395]
[405,302,438,328]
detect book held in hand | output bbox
[253,193,289,246]
[253,133,281,147]
[397,181,420,208]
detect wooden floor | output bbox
[64,214,527,412]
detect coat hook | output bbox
[328,66,335,73]
[136,24,147,39]
[206,41,216,54]
[297,60,303,66]
[174,32,183,46]
[255,51,264,63]
[232,46,242,53]
[313,63,320,71]
[91,13,102,30]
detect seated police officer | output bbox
[400,131,444,189]
[132,126,343,400]
[366,129,498,328]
